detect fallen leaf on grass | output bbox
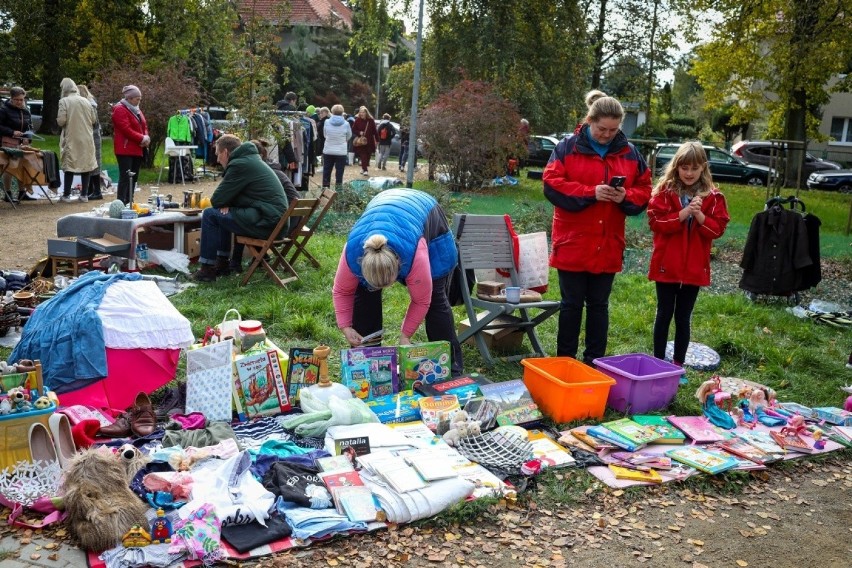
[667,525,681,532]
[687,539,704,546]
[736,561,748,567]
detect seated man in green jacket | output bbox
[193,134,289,282]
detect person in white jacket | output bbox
[322,104,352,189]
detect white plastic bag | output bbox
[146,248,190,274]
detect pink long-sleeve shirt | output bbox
[333,238,433,337]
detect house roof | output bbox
[238,0,352,29]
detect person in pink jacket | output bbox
[111,85,150,204]
[647,141,729,366]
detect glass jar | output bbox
[238,320,266,352]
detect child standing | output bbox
[647,141,730,367]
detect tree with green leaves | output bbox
[689,0,852,179]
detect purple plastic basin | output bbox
[593,353,683,414]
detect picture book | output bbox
[527,430,575,468]
[365,390,422,424]
[610,451,672,470]
[315,455,355,473]
[769,430,815,453]
[336,486,379,522]
[608,464,663,484]
[569,426,615,450]
[665,446,740,475]
[320,470,366,514]
[715,437,774,464]
[359,329,384,347]
[233,349,291,419]
[586,425,646,452]
[285,347,321,401]
[333,435,371,458]
[833,426,852,442]
[415,373,492,406]
[602,418,662,446]
[812,406,852,426]
[478,379,544,427]
[398,341,452,390]
[737,430,786,456]
[632,415,687,444]
[824,426,852,448]
[418,395,462,432]
[666,416,730,444]
[340,346,399,401]
[453,463,516,499]
[777,402,814,419]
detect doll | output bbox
[780,414,810,438]
[696,379,736,429]
[731,407,755,429]
[710,376,734,412]
[749,390,786,427]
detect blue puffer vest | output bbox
[345,189,457,286]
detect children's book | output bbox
[586,425,646,452]
[608,464,663,484]
[610,451,672,470]
[714,437,774,464]
[811,407,852,426]
[398,341,452,390]
[415,373,493,406]
[557,430,596,453]
[320,470,366,514]
[285,347,321,402]
[340,346,399,401]
[632,415,687,444]
[833,425,852,442]
[665,446,740,475]
[365,390,422,424]
[769,430,815,453]
[478,379,544,427]
[336,486,379,522]
[602,418,662,446]
[737,430,786,456]
[359,329,384,347]
[332,435,371,458]
[777,402,814,419]
[372,457,428,493]
[315,455,356,473]
[569,426,615,450]
[666,416,730,444]
[233,349,291,418]
[527,430,576,468]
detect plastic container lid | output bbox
[239,320,264,333]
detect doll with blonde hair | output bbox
[647,142,730,368]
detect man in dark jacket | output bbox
[193,134,289,282]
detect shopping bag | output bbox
[475,216,549,293]
[216,309,241,341]
[185,339,235,422]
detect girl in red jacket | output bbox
[647,141,729,367]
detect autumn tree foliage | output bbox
[419,81,525,192]
[92,63,201,167]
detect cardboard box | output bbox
[458,312,525,352]
[78,233,130,254]
[47,237,91,258]
[137,227,174,250]
[184,228,201,258]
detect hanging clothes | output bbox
[167,113,192,145]
[739,201,813,296]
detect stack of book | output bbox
[317,467,380,522]
[586,418,662,451]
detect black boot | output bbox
[215,256,231,277]
[192,264,218,282]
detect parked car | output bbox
[806,170,852,193]
[26,99,42,132]
[731,140,841,177]
[525,135,559,167]
[384,121,423,158]
[207,106,238,131]
[653,143,773,186]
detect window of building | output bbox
[830,117,851,144]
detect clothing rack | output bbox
[765,195,806,212]
[170,108,217,179]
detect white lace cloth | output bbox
[96,280,194,349]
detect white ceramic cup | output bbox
[504,286,521,303]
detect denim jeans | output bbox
[351,274,464,376]
[556,270,615,364]
[322,154,347,187]
[653,282,699,363]
[199,206,242,265]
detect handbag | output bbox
[353,135,368,147]
[1,135,21,148]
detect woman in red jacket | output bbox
[647,141,729,367]
[352,106,377,176]
[111,85,150,204]
[542,91,651,364]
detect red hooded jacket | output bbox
[542,125,652,273]
[112,101,149,157]
[647,185,729,286]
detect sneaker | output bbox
[361,170,369,176]
[59,195,72,203]
[79,195,88,203]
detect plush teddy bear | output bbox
[442,412,482,446]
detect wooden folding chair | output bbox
[236,197,319,287]
[453,213,560,366]
[283,188,337,268]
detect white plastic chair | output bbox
[156,137,193,186]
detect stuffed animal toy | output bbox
[7,388,32,413]
[0,398,11,415]
[33,396,51,410]
[116,444,151,482]
[442,411,482,446]
[62,447,149,551]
